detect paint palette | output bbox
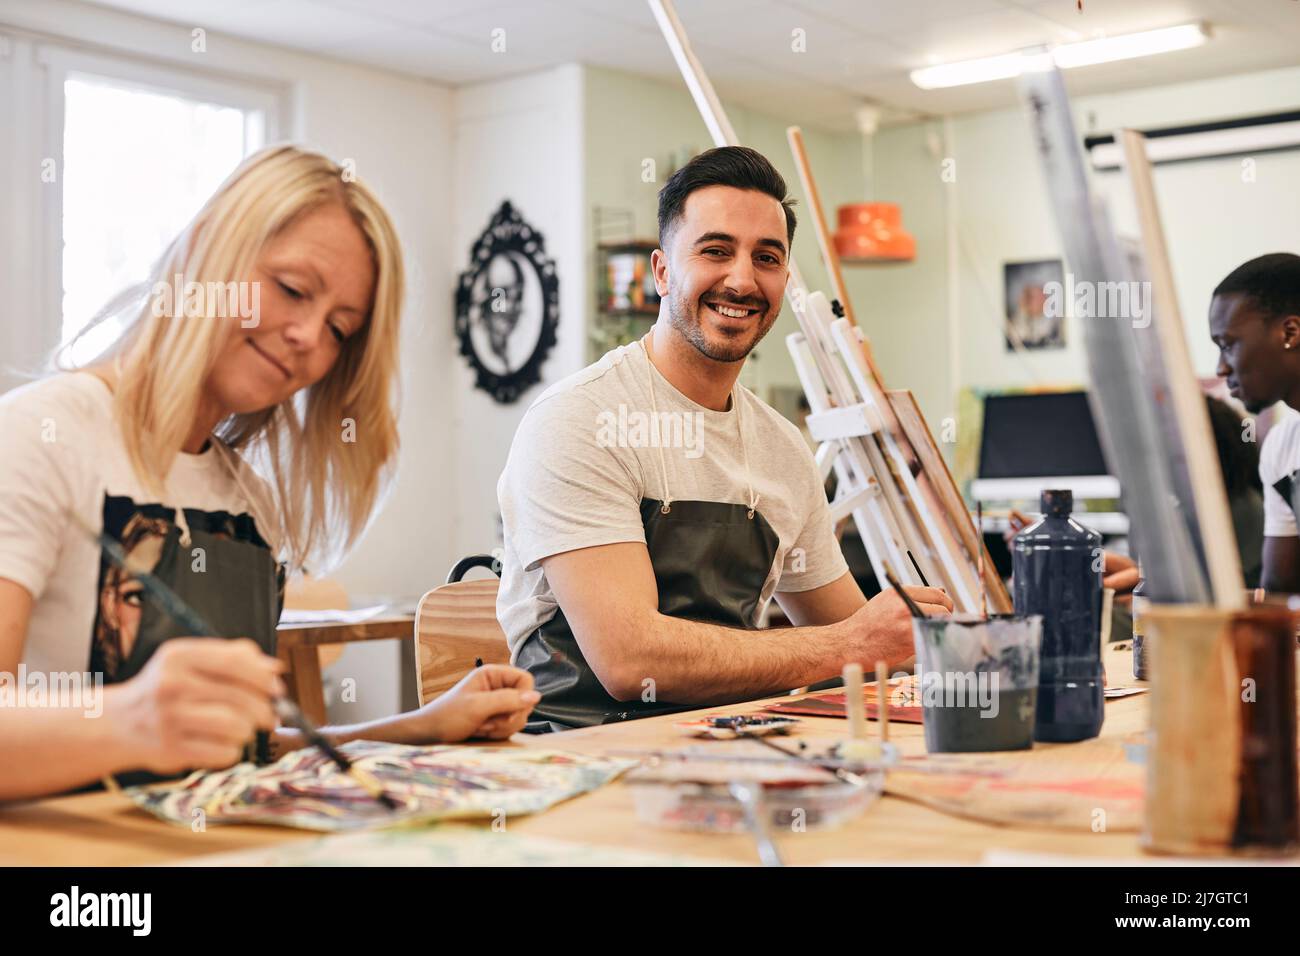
[673,714,801,739]
[626,741,886,833]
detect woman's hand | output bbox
[400,665,540,743]
[110,638,284,775]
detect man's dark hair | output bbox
[657,146,796,248]
[1212,253,1300,320]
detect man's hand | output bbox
[838,586,953,668]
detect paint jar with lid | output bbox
[1012,488,1104,742]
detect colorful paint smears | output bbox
[126,742,634,831]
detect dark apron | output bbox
[104,507,283,785]
[1272,471,1300,531]
[115,520,281,682]
[518,498,781,732]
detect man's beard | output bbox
[667,288,776,364]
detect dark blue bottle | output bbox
[1012,489,1104,742]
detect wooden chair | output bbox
[414,577,511,705]
[283,574,350,671]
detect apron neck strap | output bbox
[641,337,758,519]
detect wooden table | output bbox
[275,615,415,724]
[0,643,1171,866]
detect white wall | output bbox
[870,64,1300,427]
[449,65,587,562]
[0,0,456,721]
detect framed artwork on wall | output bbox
[1004,259,1065,351]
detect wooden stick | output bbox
[1118,129,1245,610]
[646,0,737,146]
[786,125,894,409]
[875,660,890,743]
[842,662,867,741]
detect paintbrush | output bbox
[883,564,926,619]
[977,502,988,620]
[748,734,867,786]
[906,549,930,588]
[76,515,400,810]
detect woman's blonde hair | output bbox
[63,145,403,571]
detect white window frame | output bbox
[32,41,286,356]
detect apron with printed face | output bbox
[517,338,782,732]
[90,447,285,785]
[111,514,283,683]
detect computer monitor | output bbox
[971,390,1119,502]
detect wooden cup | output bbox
[1141,604,1299,856]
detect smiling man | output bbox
[1208,252,1300,592]
[496,146,950,731]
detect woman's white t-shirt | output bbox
[0,372,278,678]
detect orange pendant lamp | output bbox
[834,107,916,264]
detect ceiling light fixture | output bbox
[910,22,1209,90]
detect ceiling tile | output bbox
[789,0,1010,39]
[315,26,549,84]
[76,0,1300,122]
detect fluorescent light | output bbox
[1054,23,1208,69]
[910,22,1209,90]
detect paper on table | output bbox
[127,741,635,832]
[278,605,390,625]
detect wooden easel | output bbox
[648,0,1009,614]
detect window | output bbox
[61,74,266,358]
[33,44,282,362]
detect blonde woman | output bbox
[0,146,538,800]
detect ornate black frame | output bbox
[454,201,560,404]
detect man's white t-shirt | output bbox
[1259,403,1300,538]
[496,340,850,659]
[0,373,278,678]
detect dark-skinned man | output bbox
[1208,252,1300,593]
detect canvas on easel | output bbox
[1016,58,1243,607]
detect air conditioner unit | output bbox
[1086,109,1300,171]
